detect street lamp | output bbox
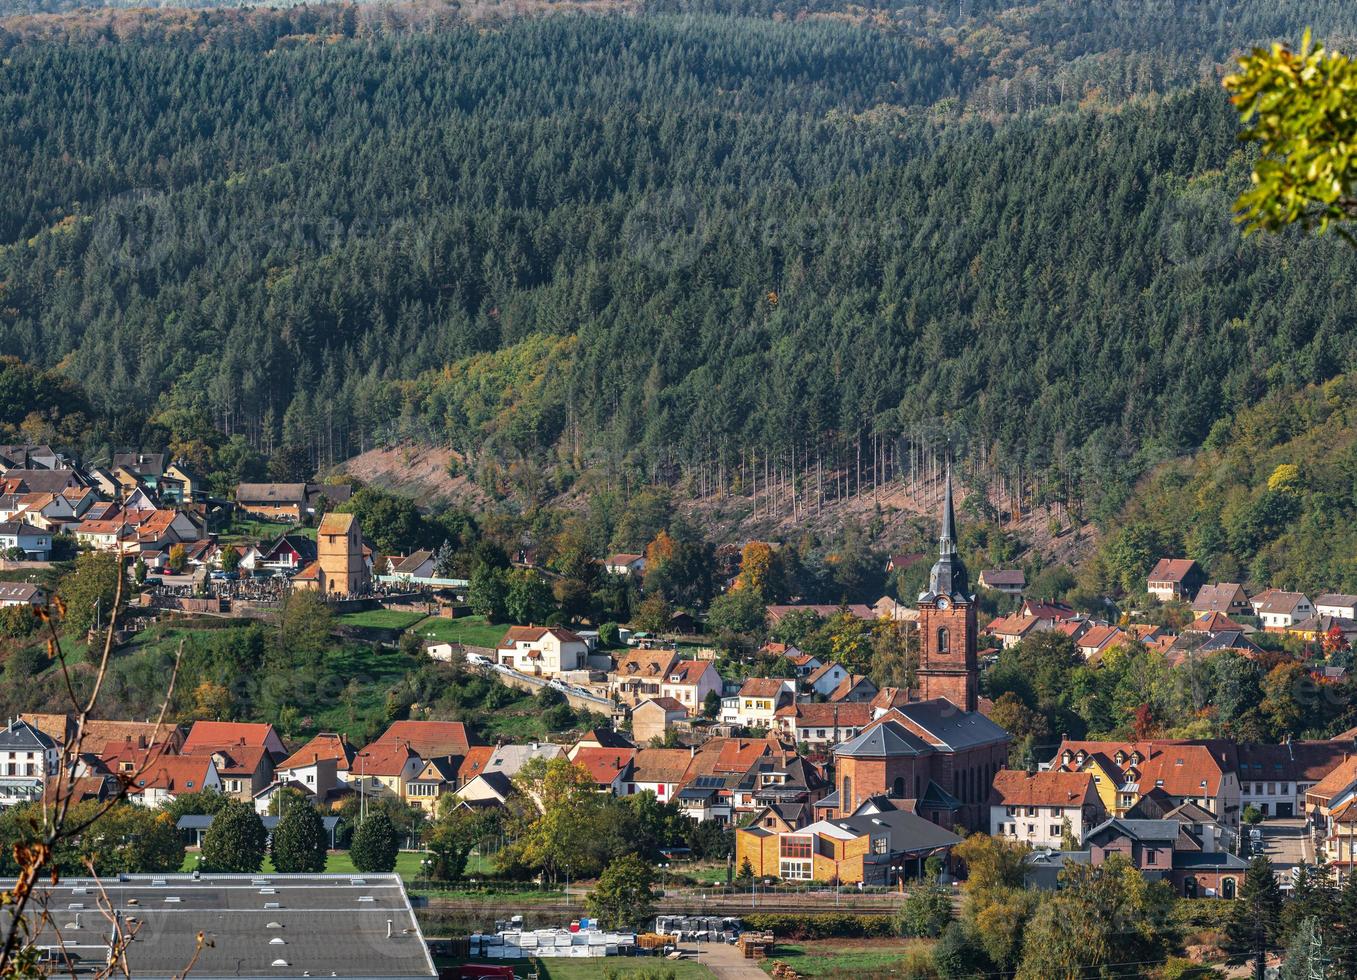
[658,862,669,896]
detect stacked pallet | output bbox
[738,932,776,959]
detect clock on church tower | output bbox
[916,465,979,713]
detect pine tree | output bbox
[271,798,328,873]
[350,811,400,873]
[1227,855,1285,980]
[1334,871,1357,979]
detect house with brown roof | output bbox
[765,604,875,626]
[1147,559,1204,602]
[774,701,873,748]
[978,569,1026,596]
[572,747,636,794]
[1192,583,1251,618]
[827,673,878,703]
[456,746,495,787]
[405,757,461,813]
[351,741,424,801]
[182,721,286,758]
[126,756,221,808]
[1052,740,1240,827]
[497,626,588,675]
[1076,624,1129,661]
[659,660,722,713]
[611,648,681,704]
[731,678,795,729]
[235,483,308,521]
[1315,594,1357,619]
[1253,591,1314,630]
[184,743,274,801]
[626,747,694,802]
[1237,741,1356,818]
[603,553,646,576]
[805,661,853,698]
[989,769,1104,848]
[984,612,1047,649]
[632,698,689,745]
[374,721,475,760]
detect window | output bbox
[780,836,812,859]
[842,777,852,809]
[779,860,812,880]
[1051,825,1062,838]
[1144,848,1158,865]
[892,777,906,798]
[872,837,888,855]
[937,627,949,653]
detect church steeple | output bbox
[938,461,957,557]
[925,462,969,600]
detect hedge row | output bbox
[742,913,895,939]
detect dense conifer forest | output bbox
[3,0,1357,525]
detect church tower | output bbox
[916,464,978,712]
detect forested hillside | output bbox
[3,0,1357,526]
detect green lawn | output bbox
[216,518,313,544]
[335,609,428,630]
[410,615,508,650]
[761,942,935,978]
[182,850,432,878]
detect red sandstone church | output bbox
[813,469,1011,831]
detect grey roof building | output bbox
[6,873,435,979]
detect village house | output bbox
[0,521,51,560]
[1146,559,1204,602]
[984,612,1049,649]
[774,701,873,749]
[1192,583,1252,618]
[611,648,680,704]
[626,747,693,802]
[388,550,436,580]
[1051,740,1240,828]
[234,482,350,522]
[1314,593,1357,619]
[1076,624,1129,661]
[572,747,637,794]
[127,756,221,808]
[978,569,1026,596]
[765,604,876,627]
[350,741,423,801]
[632,698,689,745]
[258,534,318,574]
[405,758,460,813]
[989,769,1104,849]
[1235,740,1355,818]
[827,673,878,703]
[0,719,59,807]
[731,678,795,729]
[659,660,722,712]
[184,742,274,802]
[496,626,589,676]
[1306,755,1357,877]
[603,553,646,576]
[182,720,287,758]
[0,582,47,609]
[374,721,475,760]
[1253,591,1314,630]
[805,661,853,698]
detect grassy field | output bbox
[216,519,314,544]
[335,609,429,630]
[181,850,433,878]
[761,941,936,978]
[410,614,508,649]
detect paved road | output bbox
[1254,817,1311,873]
[695,942,769,980]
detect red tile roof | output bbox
[353,740,421,777]
[667,660,713,684]
[572,747,636,786]
[1148,559,1198,583]
[182,721,279,753]
[457,746,495,784]
[1188,612,1246,634]
[1307,755,1357,804]
[375,721,475,758]
[739,677,790,699]
[278,732,356,772]
[631,748,694,784]
[775,701,873,728]
[130,756,215,795]
[991,769,1098,807]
